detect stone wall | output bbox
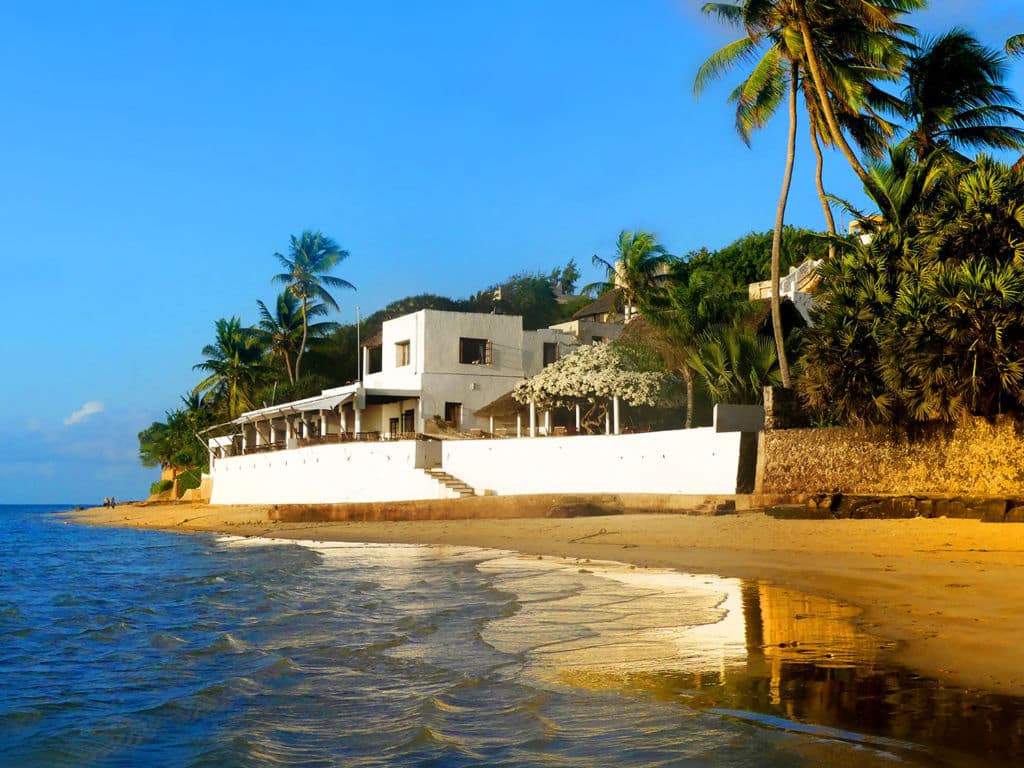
[761,416,1024,496]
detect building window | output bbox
[459,337,492,365]
[395,340,411,367]
[592,335,605,343]
[444,402,462,427]
[543,342,559,367]
[367,345,383,374]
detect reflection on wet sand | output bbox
[480,556,1024,765]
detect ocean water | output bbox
[1,504,1022,767]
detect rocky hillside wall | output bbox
[761,417,1024,496]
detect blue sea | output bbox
[2,504,1021,767]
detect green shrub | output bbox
[150,479,173,495]
[175,468,202,497]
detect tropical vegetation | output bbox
[139,3,1024,493]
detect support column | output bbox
[255,422,262,447]
[529,399,536,438]
[341,407,348,434]
[319,410,326,438]
[516,412,522,438]
[489,415,494,434]
[613,395,620,435]
[270,421,277,444]
[544,410,551,436]
[605,409,611,435]
[354,404,362,435]
[575,404,581,432]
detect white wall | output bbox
[442,428,744,495]
[210,440,454,505]
[363,312,425,390]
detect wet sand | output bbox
[70,502,1024,697]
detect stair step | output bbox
[424,468,477,497]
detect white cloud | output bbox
[64,401,105,426]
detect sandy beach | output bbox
[70,501,1024,697]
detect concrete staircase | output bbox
[423,467,476,498]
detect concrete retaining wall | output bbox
[761,417,1024,496]
[210,441,453,505]
[442,428,745,496]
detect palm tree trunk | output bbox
[683,366,695,429]
[810,125,837,261]
[771,65,798,389]
[796,7,883,203]
[295,297,309,381]
[285,352,295,385]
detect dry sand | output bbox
[69,501,1024,697]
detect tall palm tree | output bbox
[699,1,919,386]
[1008,35,1024,58]
[254,292,338,384]
[586,230,671,322]
[697,1,798,386]
[903,29,1024,159]
[193,317,265,419]
[273,231,355,381]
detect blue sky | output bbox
[1,1,1022,504]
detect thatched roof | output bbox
[572,288,622,320]
[475,390,529,418]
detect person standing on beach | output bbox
[111,497,116,508]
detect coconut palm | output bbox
[193,317,265,419]
[585,231,671,322]
[698,0,915,386]
[1008,35,1024,58]
[254,292,338,384]
[273,231,355,381]
[697,1,800,387]
[903,29,1024,159]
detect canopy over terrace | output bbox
[230,388,357,453]
[209,384,425,457]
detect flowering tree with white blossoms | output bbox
[513,342,663,433]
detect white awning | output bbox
[295,392,352,412]
[233,391,355,423]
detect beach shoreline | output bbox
[67,501,1024,697]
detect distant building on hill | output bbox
[549,288,626,342]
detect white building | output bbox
[359,309,576,434]
[211,309,577,459]
[205,308,754,506]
